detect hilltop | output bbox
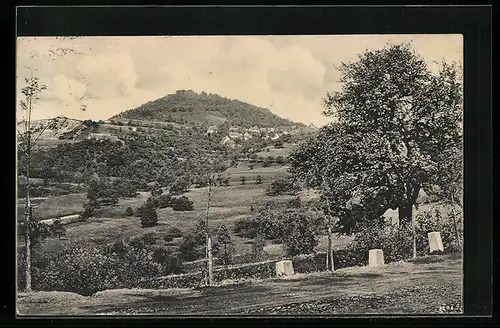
[110,90,306,128]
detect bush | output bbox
[194,176,209,188]
[151,247,184,275]
[179,234,204,261]
[138,202,158,228]
[163,234,174,243]
[141,233,157,245]
[82,202,95,220]
[172,196,194,211]
[167,227,183,238]
[150,184,163,197]
[169,177,190,195]
[348,208,463,264]
[233,217,260,239]
[275,156,285,165]
[288,196,301,208]
[31,244,164,296]
[251,235,267,261]
[158,194,172,208]
[262,160,271,168]
[125,207,134,216]
[216,225,234,266]
[334,249,364,269]
[255,175,263,184]
[240,176,246,185]
[257,212,286,241]
[415,208,463,254]
[265,177,300,196]
[282,212,318,256]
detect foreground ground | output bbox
[17,254,462,316]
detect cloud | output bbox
[16,35,463,126]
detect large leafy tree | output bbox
[290,44,463,242]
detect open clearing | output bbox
[42,179,323,257]
[17,255,462,316]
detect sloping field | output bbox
[17,255,462,316]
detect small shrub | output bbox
[152,247,184,275]
[282,213,318,256]
[233,217,260,239]
[172,196,194,211]
[138,202,158,228]
[255,175,263,184]
[288,196,301,208]
[179,234,204,261]
[251,235,267,261]
[125,207,134,216]
[163,234,174,243]
[158,194,172,208]
[265,177,300,196]
[167,227,183,238]
[240,176,246,185]
[217,225,234,266]
[169,178,190,195]
[142,233,157,245]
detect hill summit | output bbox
[110,90,305,128]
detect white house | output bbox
[87,133,120,143]
[206,125,218,136]
[220,136,236,148]
[259,127,268,133]
[249,126,261,134]
[270,133,280,141]
[268,127,275,133]
[243,132,253,140]
[229,131,243,139]
[229,127,240,132]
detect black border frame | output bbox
[3,5,493,327]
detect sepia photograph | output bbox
[16,34,464,316]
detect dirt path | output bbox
[17,256,462,316]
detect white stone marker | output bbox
[275,260,295,277]
[428,231,444,253]
[368,249,384,267]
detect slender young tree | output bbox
[17,75,69,291]
[203,171,222,286]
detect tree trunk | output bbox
[328,227,334,271]
[409,203,417,259]
[24,130,32,292]
[24,202,32,291]
[207,237,213,286]
[398,184,420,259]
[450,195,462,250]
[398,204,411,227]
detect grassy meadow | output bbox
[27,157,351,263]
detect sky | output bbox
[16,34,463,127]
